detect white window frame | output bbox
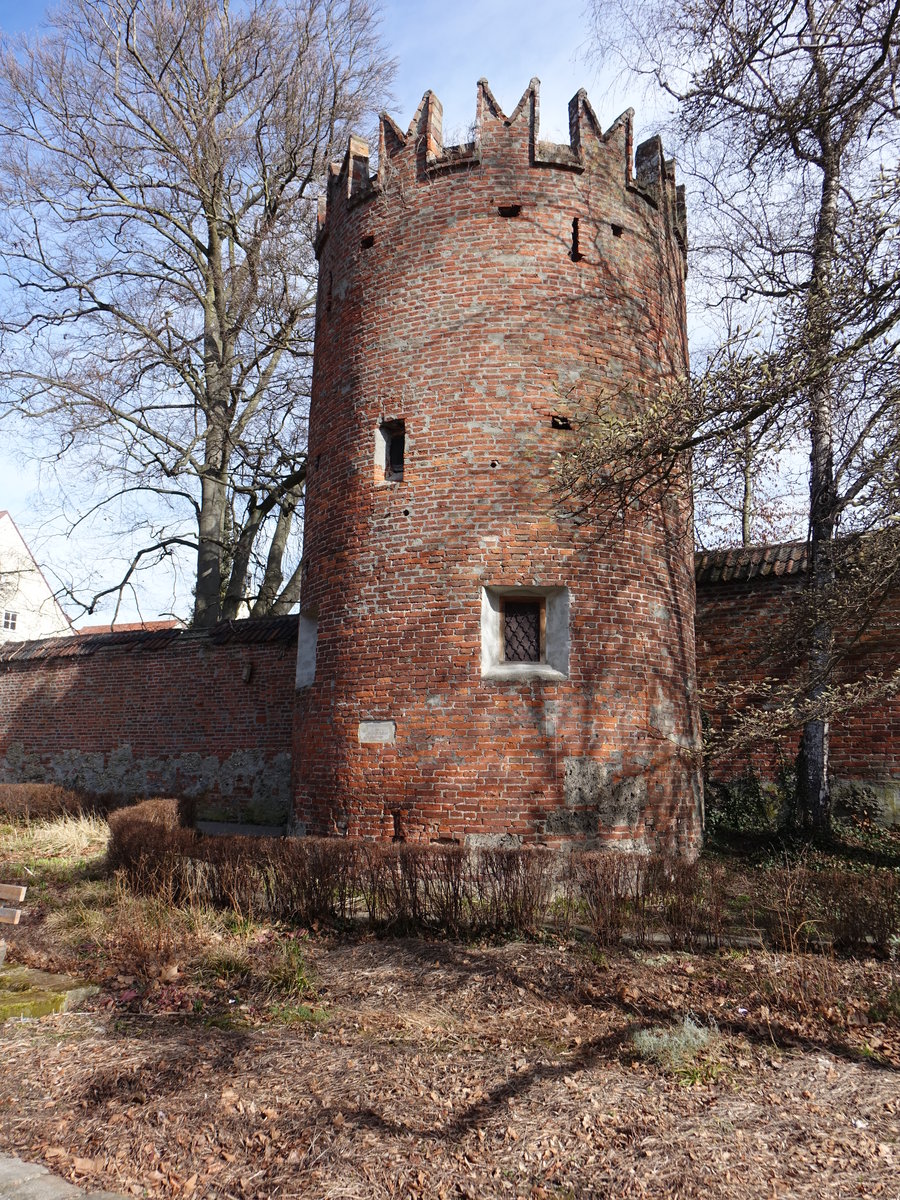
[480,586,569,681]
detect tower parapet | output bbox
[317,78,686,263]
[294,80,701,854]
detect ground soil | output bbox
[1,936,899,1200]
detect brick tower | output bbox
[293,79,702,853]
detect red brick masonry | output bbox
[0,619,297,824]
[0,544,896,832]
[696,543,900,824]
[293,79,702,852]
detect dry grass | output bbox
[2,811,109,866]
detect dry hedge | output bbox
[0,782,95,821]
[105,800,900,953]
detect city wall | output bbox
[0,618,297,825]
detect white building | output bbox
[0,511,72,643]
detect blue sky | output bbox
[0,0,664,620]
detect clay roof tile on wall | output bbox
[0,613,298,663]
[695,541,809,586]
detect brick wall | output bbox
[696,545,900,825]
[0,617,297,824]
[294,79,703,853]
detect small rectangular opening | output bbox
[570,217,584,262]
[551,414,572,430]
[375,419,407,485]
[381,419,405,480]
[501,598,544,664]
[611,223,624,238]
[498,204,522,218]
[360,234,375,249]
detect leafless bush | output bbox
[752,863,820,952]
[817,869,900,957]
[262,838,358,926]
[420,845,470,937]
[576,852,637,946]
[105,818,891,955]
[476,848,555,935]
[107,798,196,901]
[629,855,670,947]
[656,859,727,951]
[199,836,264,916]
[373,845,432,934]
[0,782,92,821]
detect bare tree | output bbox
[0,0,393,627]
[570,0,900,833]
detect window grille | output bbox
[503,600,541,662]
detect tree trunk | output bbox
[250,482,304,616]
[194,465,229,629]
[798,151,840,836]
[740,428,753,545]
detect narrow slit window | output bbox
[502,599,543,663]
[381,419,405,481]
[570,217,584,262]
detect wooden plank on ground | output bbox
[0,884,26,904]
[0,906,22,925]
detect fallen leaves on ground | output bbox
[1,939,899,1198]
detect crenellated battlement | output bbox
[316,77,686,259]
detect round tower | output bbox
[293,78,702,853]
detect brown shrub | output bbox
[107,798,196,900]
[0,782,92,821]
[262,837,358,925]
[365,843,474,936]
[475,847,555,935]
[817,868,900,957]
[576,852,636,946]
[751,863,821,952]
[103,818,890,955]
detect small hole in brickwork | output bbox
[611,223,624,238]
[497,204,521,218]
[490,460,498,468]
[551,414,572,430]
[431,836,460,845]
[360,234,375,249]
[392,811,406,843]
[403,508,410,516]
[315,454,321,469]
